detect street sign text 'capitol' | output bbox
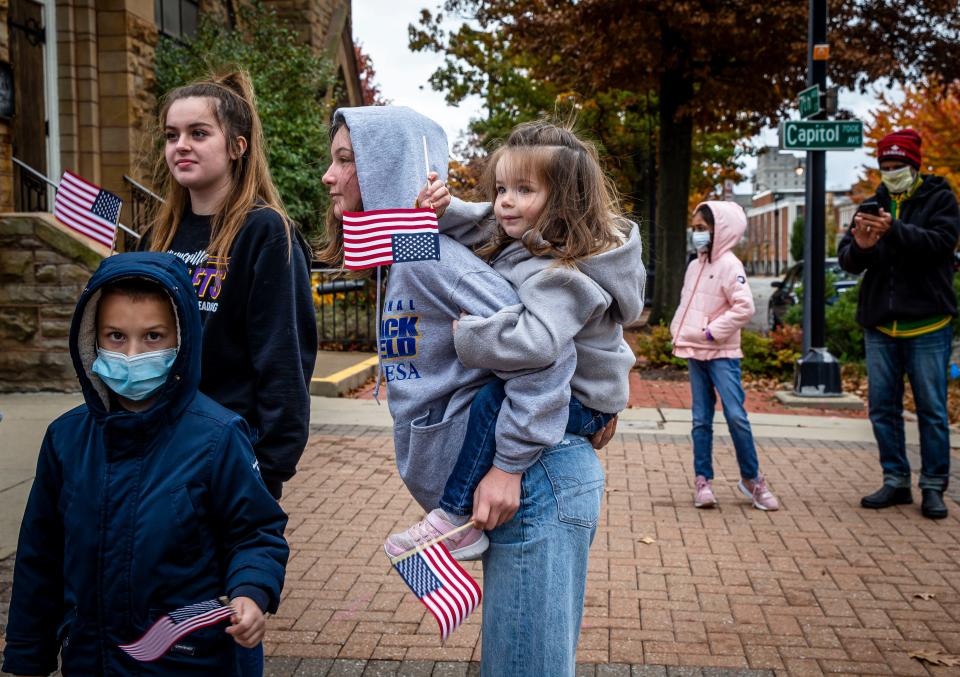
[779,120,863,151]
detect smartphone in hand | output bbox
[859,200,881,216]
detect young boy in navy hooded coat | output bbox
[2,252,288,676]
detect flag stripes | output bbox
[392,542,481,641]
[342,208,439,270]
[53,170,122,248]
[118,599,234,662]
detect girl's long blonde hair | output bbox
[147,70,292,263]
[477,120,626,264]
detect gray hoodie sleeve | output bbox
[451,271,573,473]
[454,267,608,372]
[438,197,497,248]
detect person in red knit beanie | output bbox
[837,127,960,519]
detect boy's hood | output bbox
[333,106,449,210]
[69,252,201,420]
[697,200,746,259]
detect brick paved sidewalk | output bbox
[3,427,959,676]
[270,426,960,676]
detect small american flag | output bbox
[53,170,122,248]
[119,598,234,662]
[342,208,440,270]
[392,542,481,641]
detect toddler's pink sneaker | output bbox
[384,508,489,561]
[738,474,780,511]
[694,475,716,508]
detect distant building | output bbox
[744,187,855,277]
[753,146,806,194]
[1,0,363,214]
[744,190,805,277]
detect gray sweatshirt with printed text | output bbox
[333,107,574,510]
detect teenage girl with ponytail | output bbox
[147,68,315,674]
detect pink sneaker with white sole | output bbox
[738,474,780,511]
[694,475,717,508]
[384,508,489,561]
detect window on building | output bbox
[156,0,198,39]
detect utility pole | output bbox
[795,0,842,395]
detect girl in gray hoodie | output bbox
[384,121,645,560]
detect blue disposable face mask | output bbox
[691,230,712,251]
[92,347,178,401]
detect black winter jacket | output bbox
[2,253,289,676]
[837,175,960,328]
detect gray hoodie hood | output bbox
[333,106,450,210]
[571,221,645,325]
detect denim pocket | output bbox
[539,438,605,528]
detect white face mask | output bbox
[691,231,712,251]
[880,166,916,194]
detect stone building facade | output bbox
[0,0,361,391]
[0,214,106,391]
[0,0,362,214]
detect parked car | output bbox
[768,258,859,330]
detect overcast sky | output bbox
[352,1,900,193]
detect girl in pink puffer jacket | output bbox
[670,201,780,511]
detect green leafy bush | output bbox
[741,330,799,379]
[154,2,334,236]
[634,323,686,368]
[782,276,866,363]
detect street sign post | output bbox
[779,120,862,151]
[798,85,821,119]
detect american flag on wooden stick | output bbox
[53,170,122,248]
[342,208,440,270]
[391,541,481,641]
[118,598,234,662]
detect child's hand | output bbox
[226,596,265,648]
[417,171,451,218]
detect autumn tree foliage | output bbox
[354,41,389,106]
[412,1,960,323]
[853,78,960,202]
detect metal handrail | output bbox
[11,157,140,240]
[122,174,164,203]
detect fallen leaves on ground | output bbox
[913,592,936,600]
[638,536,656,545]
[908,649,960,667]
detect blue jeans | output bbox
[481,434,604,676]
[864,325,951,491]
[235,643,263,676]
[688,358,760,481]
[439,379,613,516]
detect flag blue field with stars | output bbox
[392,232,440,263]
[341,208,440,270]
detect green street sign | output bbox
[798,85,821,119]
[779,120,863,151]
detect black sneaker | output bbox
[921,489,948,520]
[861,485,913,509]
